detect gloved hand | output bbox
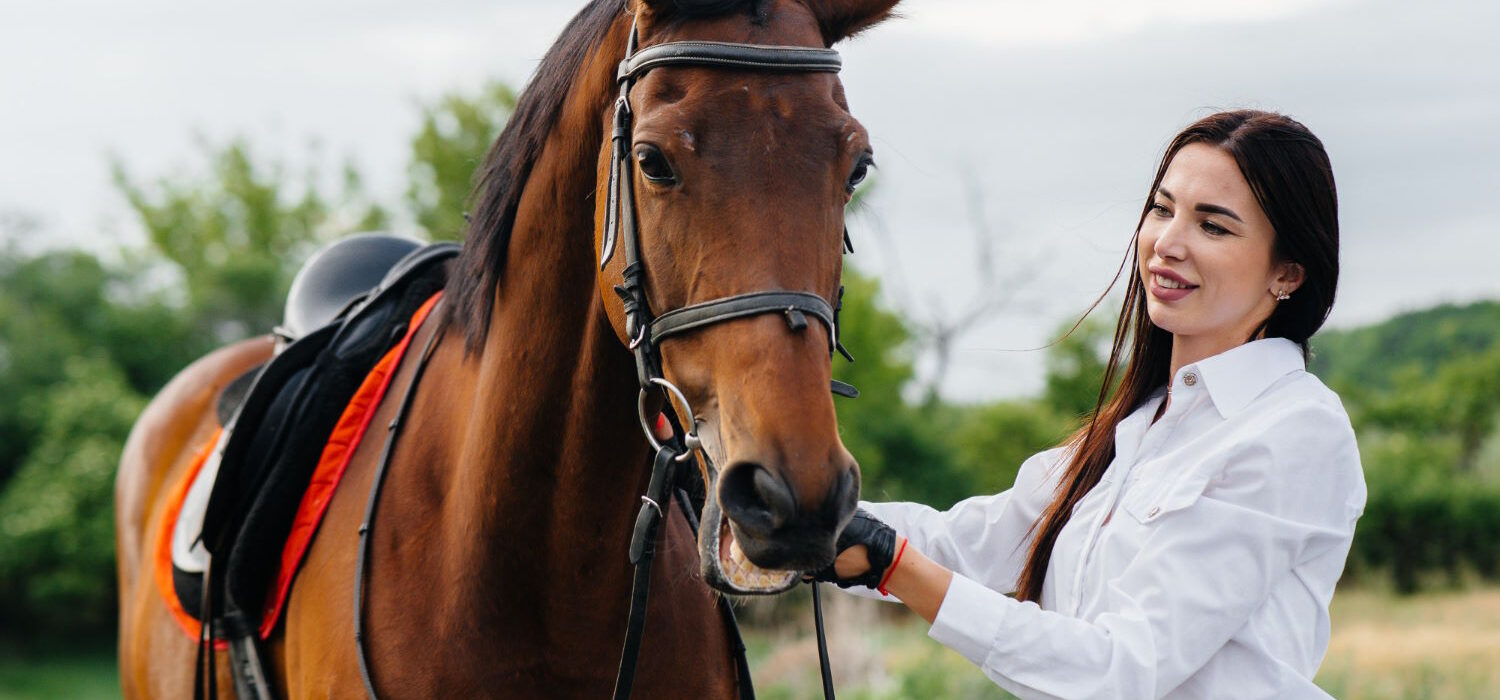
[811,508,901,591]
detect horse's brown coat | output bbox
[115,1,900,696]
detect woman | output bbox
[816,110,1365,699]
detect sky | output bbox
[2,0,1497,400]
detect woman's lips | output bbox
[1149,273,1197,302]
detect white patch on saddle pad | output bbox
[171,427,233,575]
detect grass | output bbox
[740,585,1500,699]
[6,586,1500,698]
[1316,586,1500,698]
[0,644,118,700]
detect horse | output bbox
[115,0,903,696]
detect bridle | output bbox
[604,15,853,700]
[351,15,855,700]
[603,19,854,406]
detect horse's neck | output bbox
[413,19,655,619]
[353,18,731,690]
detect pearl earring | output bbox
[1276,290,1291,301]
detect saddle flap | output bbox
[201,323,337,553]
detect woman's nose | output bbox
[1153,217,1190,260]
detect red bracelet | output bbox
[876,537,908,596]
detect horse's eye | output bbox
[847,154,874,193]
[635,145,677,184]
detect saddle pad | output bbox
[155,291,444,641]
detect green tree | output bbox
[0,354,144,634]
[0,249,195,485]
[1310,300,1500,394]
[1360,345,1500,471]
[833,268,966,506]
[949,400,1071,498]
[113,139,386,342]
[1041,314,1114,421]
[406,81,517,240]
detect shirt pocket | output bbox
[1124,468,1213,525]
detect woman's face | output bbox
[1136,143,1304,353]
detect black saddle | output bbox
[214,234,425,427]
[178,237,458,650]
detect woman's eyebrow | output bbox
[1195,203,1243,222]
[1158,188,1243,222]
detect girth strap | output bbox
[619,42,841,82]
[650,291,836,351]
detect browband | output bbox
[619,42,842,82]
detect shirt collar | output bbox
[1180,337,1306,420]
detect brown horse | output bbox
[116,0,902,696]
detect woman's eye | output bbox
[1150,203,1171,217]
[1202,220,1228,235]
[635,145,676,184]
[847,155,875,193]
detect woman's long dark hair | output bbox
[1013,110,1341,604]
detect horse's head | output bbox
[595,0,901,594]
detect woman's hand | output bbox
[811,509,900,591]
[833,544,872,579]
[816,507,955,624]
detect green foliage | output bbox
[1311,300,1500,394]
[949,400,1072,497]
[0,355,144,634]
[834,268,968,506]
[1357,345,1500,471]
[113,138,386,342]
[1041,314,1114,422]
[407,81,517,240]
[1349,433,1500,593]
[0,249,196,484]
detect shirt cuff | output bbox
[929,572,1008,668]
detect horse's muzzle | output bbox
[717,460,858,572]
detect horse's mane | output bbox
[446,0,761,352]
[445,0,625,352]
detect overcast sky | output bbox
[3,0,1496,399]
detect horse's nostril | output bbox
[719,462,796,536]
[751,468,795,530]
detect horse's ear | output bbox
[807,0,903,44]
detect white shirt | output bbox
[854,337,1366,699]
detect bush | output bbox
[0,354,144,634]
[1345,430,1500,592]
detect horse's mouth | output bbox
[697,469,800,595]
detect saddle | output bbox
[170,235,458,690]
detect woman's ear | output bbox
[807,0,904,45]
[1274,261,1307,295]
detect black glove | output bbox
[811,508,898,590]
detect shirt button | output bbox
[1148,506,1161,518]
[1183,372,1198,387]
